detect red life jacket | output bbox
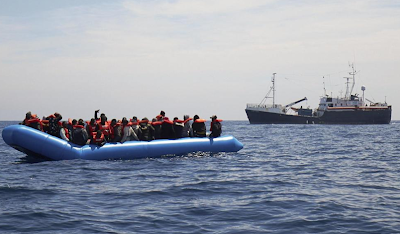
[109,123,121,139]
[151,121,162,126]
[98,121,110,135]
[175,118,192,124]
[210,119,223,131]
[73,125,84,129]
[86,122,97,135]
[63,127,70,139]
[120,123,132,136]
[140,119,149,124]
[93,133,105,143]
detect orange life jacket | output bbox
[109,123,121,139]
[86,122,97,135]
[98,122,110,135]
[93,133,105,143]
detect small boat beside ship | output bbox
[245,64,392,124]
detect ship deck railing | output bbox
[246,103,281,109]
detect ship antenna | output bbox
[272,73,276,108]
[343,62,358,100]
[323,76,326,96]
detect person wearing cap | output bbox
[209,115,222,138]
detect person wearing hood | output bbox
[181,115,193,138]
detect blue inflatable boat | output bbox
[2,125,243,161]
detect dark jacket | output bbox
[173,123,184,139]
[139,123,155,141]
[192,122,206,137]
[48,115,62,137]
[210,121,222,138]
[160,122,175,139]
[72,127,89,146]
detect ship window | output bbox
[327,98,332,102]
[328,104,333,107]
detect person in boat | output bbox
[46,112,63,137]
[21,111,42,131]
[156,110,166,121]
[151,118,162,139]
[131,116,142,140]
[71,121,89,146]
[209,115,222,138]
[94,109,107,122]
[160,117,175,139]
[173,117,184,139]
[192,115,206,137]
[91,130,106,146]
[139,117,155,141]
[109,119,122,143]
[86,118,98,140]
[181,115,193,138]
[60,121,71,141]
[121,117,139,143]
[96,115,110,142]
[67,119,77,141]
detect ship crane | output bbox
[284,97,307,113]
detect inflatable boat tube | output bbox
[2,125,243,161]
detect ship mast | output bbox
[343,63,357,100]
[272,73,276,108]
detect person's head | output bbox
[160,111,165,116]
[90,118,95,125]
[210,115,217,121]
[96,130,102,137]
[131,116,138,122]
[122,117,128,125]
[78,119,84,126]
[26,111,32,119]
[54,112,60,118]
[152,118,157,122]
[142,117,148,121]
[173,117,178,122]
[184,115,189,120]
[111,119,117,125]
[72,119,78,125]
[193,115,199,121]
[101,115,107,123]
[62,121,68,128]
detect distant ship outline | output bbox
[245,64,392,124]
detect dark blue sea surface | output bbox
[1,120,400,233]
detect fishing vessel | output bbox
[245,64,392,124]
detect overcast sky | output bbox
[1,0,399,121]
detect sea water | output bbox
[1,121,400,233]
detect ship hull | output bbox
[246,106,392,124]
[245,109,320,124]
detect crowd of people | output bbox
[20,110,222,146]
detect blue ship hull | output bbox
[2,125,243,161]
